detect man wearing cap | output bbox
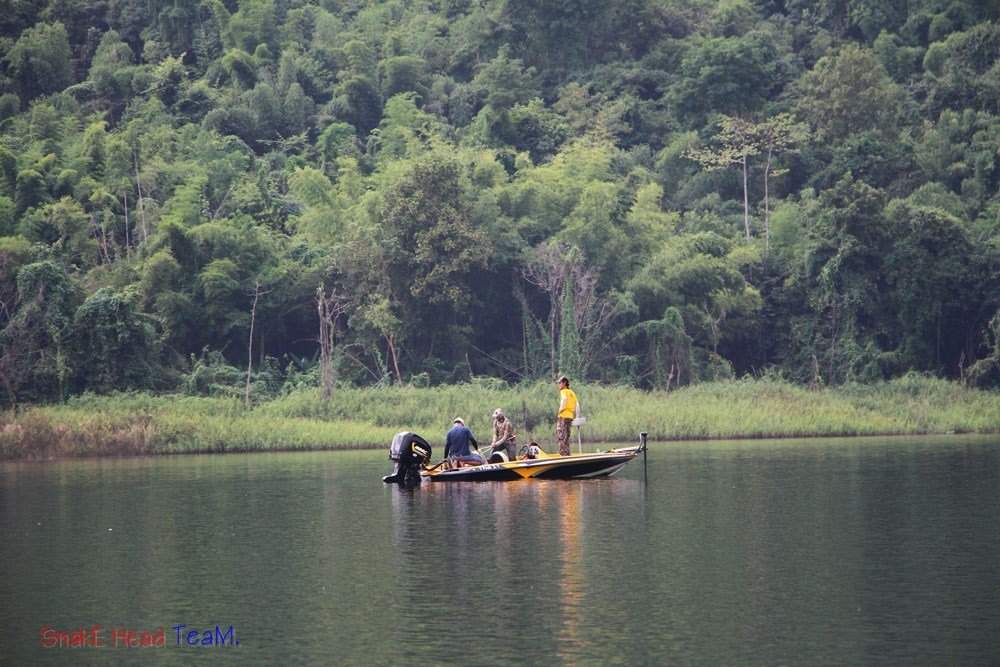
[489,408,517,461]
[444,417,484,469]
[555,376,578,456]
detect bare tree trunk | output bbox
[764,147,772,257]
[809,355,821,392]
[245,280,261,410]
[132,145,148,244]
[123,189,131,257]
[571,266,621,378]
[704,301,727,356]
[522,299,529,377]
[829,297,838,385]
[523,242,574,377]
[211,185,234,221]
[91,215,111,265]
[742,153,750,241]
[317,285,334,402]
[427,327,437,359]
[550,291,558,376]
[386,333,403,387]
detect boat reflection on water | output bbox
[554,482,584,660]
[384,476,644,661]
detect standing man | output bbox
[489,408,517,461]
[444,417,484,469]
[555,376,578,456]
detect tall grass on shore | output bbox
[1,375,998,459]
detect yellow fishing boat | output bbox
[383,432,647,484]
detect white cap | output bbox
[453,417,464,424]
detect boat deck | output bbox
[421,447,641,482]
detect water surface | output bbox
[1,435,997,665]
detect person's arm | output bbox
[468,428,478,449]
[443,432,451,458]
[559,392,567,415]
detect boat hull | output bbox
[421,449,639,482]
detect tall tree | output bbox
[755,114,806,256]
[686,116,760,241]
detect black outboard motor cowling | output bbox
[382,432,431,485]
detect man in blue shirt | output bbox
[444,418,484,469]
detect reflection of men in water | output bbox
[444,417,484,468]
[489,408,517,461]
[555,376,578,456]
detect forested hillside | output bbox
[0,0,998,405]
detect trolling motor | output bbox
[383,432,431,485]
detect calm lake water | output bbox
[1,435,997,665]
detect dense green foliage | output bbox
[0,0,998,404]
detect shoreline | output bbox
[2,377,998,460]
[3,430,995,463]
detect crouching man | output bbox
[444,417,484,469]
[489,408,518,462]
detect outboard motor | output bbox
[382,432,431,485]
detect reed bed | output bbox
[1,376,998,459]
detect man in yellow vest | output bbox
[555,375,578,456]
